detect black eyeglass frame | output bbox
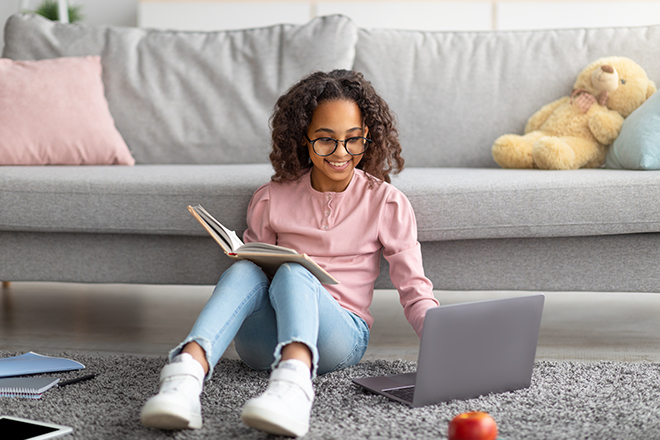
[305,134,372,157]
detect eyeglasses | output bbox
[305,134,372,157]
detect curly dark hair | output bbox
[269,70,404,184]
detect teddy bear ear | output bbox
[647,80,657,99]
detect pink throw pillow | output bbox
[0,56,135,165]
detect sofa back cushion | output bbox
[354,25,660,167]
[2,13,358,165]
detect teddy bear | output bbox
[492,56,656,170]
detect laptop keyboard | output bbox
[383,385,415,403]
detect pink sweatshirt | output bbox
[243,168,439,337]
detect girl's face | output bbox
[306,99,368,193]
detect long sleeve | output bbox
[243,183,277,245]
[379,189,438,338]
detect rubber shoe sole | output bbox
[140,399,202,430]
[241,405,309,437]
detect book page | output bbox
[189,205,244,252]
[237,242,299,255]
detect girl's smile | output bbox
[327,159,350,169]
[306,99,368,192]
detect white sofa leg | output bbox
[1,282,11,288]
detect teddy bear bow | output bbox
[570,64,616,113]
[570,88,609,113]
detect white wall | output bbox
[137,1,495,32]
[137,0,660,32]
[497,1,660,30]
[4,1,660,53]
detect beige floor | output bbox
[1,282,659,363]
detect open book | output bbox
[188,204,338,285]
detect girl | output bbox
[140,70,439,437]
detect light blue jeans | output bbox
[170,260,370,379]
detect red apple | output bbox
[448,411,498,440]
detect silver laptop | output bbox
[353,294,545,407]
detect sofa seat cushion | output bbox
[392,168,660,241]
[0,164,273,236]
[3,166,659,242]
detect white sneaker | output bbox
[140,353,205,430]
[241,359,314,437]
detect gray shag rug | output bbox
[1,352,659,439]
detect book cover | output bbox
[0,352,84,378]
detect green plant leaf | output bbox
[31,0,84,23]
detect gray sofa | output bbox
[2,13,660,292]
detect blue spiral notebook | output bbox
[0,377,60,399]
[0,352,84,378]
